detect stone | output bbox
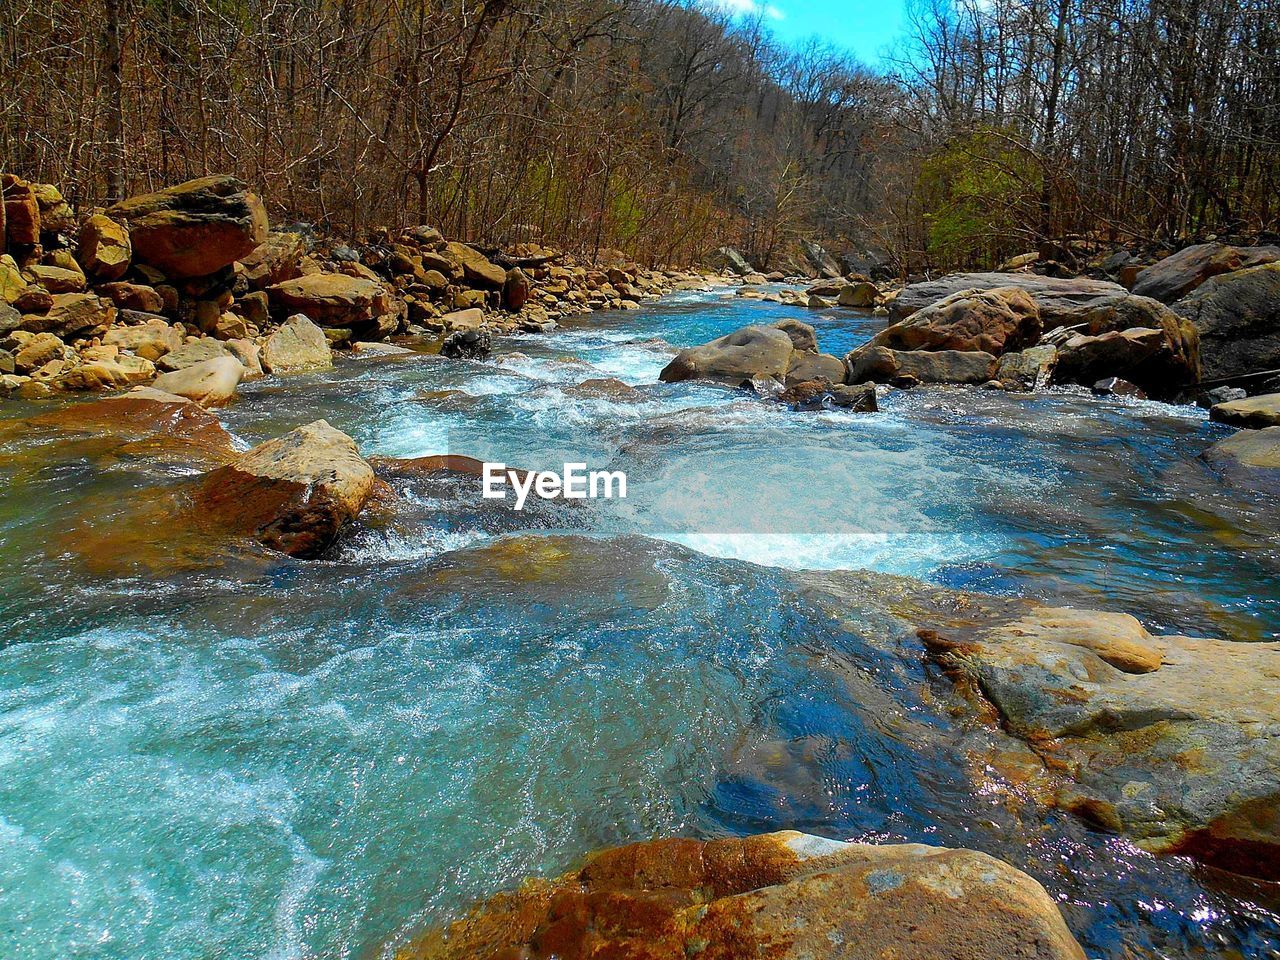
[32,182,75,236]
[2,175,40,245]
[445,241,506,288]
[871,286,1041,356]
[398,830,1086,960]
[707,246,752,275]
[157,338,231,372]
[838,280,878,307]
[14,333,67,374]
[785,351,845,385]
[892,273,1127,323]
[108,175,268,278]
[195,420,375,558]
[152,355,243,405]
[1210,393,1280,428]
[26,264,86,293]
[440,307,484,332]
[659,325,796,385]
[224,338,264,379]
[77,214,132,280]
[261,314,333,374]
[1201,425,1280,495]
[922,607,1280,879]
[996,344,1057,390]
[23,293,115,340]
[0,254,28,304]
[54,355,156,391]
[99,281,164,313]
[1172,261,1280,380]
[210,312,248,341]
[1091,376,1146,398]
[772,318,818,353]
[237,230,305,289]
[104,319,184,361]
[1199,385,1246,407]
[440,328,491,360]
[1052,321,1199,401]
[1131,242,1280,303]
[238,289,270,328]
[845,344,998,385]
[267,273,390,326]
[502,267,530,310]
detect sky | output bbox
[712,0,911,65]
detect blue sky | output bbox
[715,0,910,65]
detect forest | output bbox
[2,0,1278,273]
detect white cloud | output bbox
[709,0,787,19]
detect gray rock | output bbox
[892,273,1127,322]
[1172,261,1280,380]
[660,325,795,385]
[1131,242,1280,303]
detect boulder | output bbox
[659,325,795,384]
[892,273,1127,323]
[54,355,156,391]
[708,246,752,275]
[996,344,1057,390]
[502,267,530,310]
[0,255,27,304]
[224,338,264,379]
[440,307,484,332]
[13,333,68,374]
[872,287,1041,355]
[28,263,86,294]
[195,420,375,558]
[32,182,75,236]
[1201,426,1280,495]
[152,355,243,406]
[108,175,268,278]
[1052,318,1199,401]
[771,318,818,353]
[838,280,878,307]
[99,281,164,313]
[157,338,231,372]
[845,344,998,385]
[785,351,845,385]
[23,292,115,340]
[445,242,506,288]
[261,314,333,374]
[1210,393,1280,428]
[77,214,132,280]
[398,831,1085,960]
[1172,261,1280,380]
[267,273,390,326]
[1131,242,1280,303]
[237,230,305,289]
[440,328,491,360]
[2,175,40,246]
[922,607,1280,879]
[800,238,841,277]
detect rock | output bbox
[77,214,132,280]
[2,175,40,246]
[1201,425,1280,495]
[801,238,841,277]
[267,273,390,326]
[845,344,998,385]
[996,344,1057,390]
[237,230,305,289]
[14,333,67,374]
[0,255,28,304]
[871,287,1041,355]
[1053,321,1198,401]
[32,182,75,236]
[209,312,248,341]
[54,355,156,391]
[440,307,484,332]
[99,281,164,313]
[157,338,231,372]
[838,280,878,307]
[108,175,268,278]
[785,351,845,385]
[195,420,375,558]
[1172,261,1280,380]
[261,314,333,374]
[1210,393,1280,428]
[806,294,833,309]
[28,263,86,294]
[771,318,819,353]
[659,325,795,384]
[23,293,115,340]
[351,341,414,356]
[152,355,243,405]
[708,246,752,275]
[224,338,264,378]
[445,242,506,288]
[502,267,530,310]
[1131,242,1280,303]
[1199,385,1246,408]
[398,830,1086,960]
[892,273,1127,323]
[440,328,491,360]
[922,607,1280,879]
[104,319,184,362]
[1091,376,1146,398]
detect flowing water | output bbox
[1,289,1278,959]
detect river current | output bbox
[1,289,1278,959]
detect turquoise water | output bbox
[1,289,1278,959]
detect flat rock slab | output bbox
[397,831,1085,960]
[892,273,1126,322]
[922,606,1280,879]
[1210,393,1280,428]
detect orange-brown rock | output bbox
[2,175,40,246]
[397,831,1085,960]
[108,175,268,278]
[266,273,390,326]
[873,286,1041,355]
[78,214,132,280]
[196,420,374,558]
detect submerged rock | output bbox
[396,830,1085,960]
[922,606,1280,879]
[1201,425,1280,495]
[195,420,374,558]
